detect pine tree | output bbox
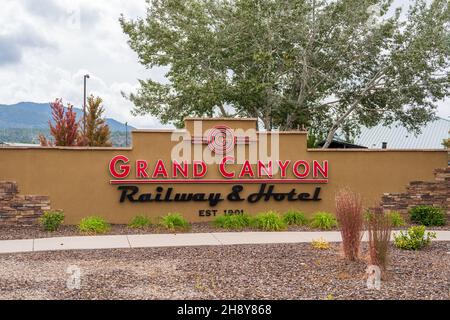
[82,95,112,147]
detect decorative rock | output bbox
[380,167,450,217]
[0,181,50,226]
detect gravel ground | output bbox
[0,242,449,300]
[0,223,337,240]
[1,222,448,240]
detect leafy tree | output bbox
[81,95,112,147]
[120,0,450,147]
[0,128,128,147]
[443,131,450,148]
[39,97,112,147]
[39,99,80,146]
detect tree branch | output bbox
[322,69,387,148]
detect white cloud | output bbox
[0,0,448,130]
[0,0,169,129]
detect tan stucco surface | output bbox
[0,118,447,224]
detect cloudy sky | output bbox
[0,0,448,129]
[0,0,169,128]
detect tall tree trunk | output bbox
[218,104,229,117]
[263,116,272,131]
[322,124,339,148]
[322,103,359,148]
[321,72,384,148]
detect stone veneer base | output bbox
[0,181,50,226]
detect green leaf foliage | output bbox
[387,211,407,228]
[160,213,190,230]
[409,205,446,226]
[282,210,309,226]
[120,0,450,144]
[39,210,65,232]
[129,215,152,228]
[251,211,286,231]
[394,225,436,250]
[310,212,338,230]
[78,216,111,234]
[213,214,251,230]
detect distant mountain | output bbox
[0,102,134,132]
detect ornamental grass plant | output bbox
[366,208,392,271]
[251,211,286,231]
[282,210,308,226]
[335,188,364,261]
[128,215,152,228]
[309,212,337,230]
[78,216,110,234]
[160,213,190,230]
[213,214,251,230]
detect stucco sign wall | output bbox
[0,118,447,224]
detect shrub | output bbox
[160,213,190,230]
[39,210,65,231]
[387,211,406,228]
[309,212,337,230]
[311,238,331,250]
[335,188,364,261]
[251,211,286,231]
[409,206,446,226]
[214,214,251,230]
[78,216,110,234]
[129,215,152,228]
[394,226,436,250]
[282,210,308,226]
[366,209,392,270]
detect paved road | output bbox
[1,230,449,254]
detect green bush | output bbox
[387,211,406,227]
[409,206,446,226]
[214,214,251,230]
[39,210,65,231]
[251,211,286,231]
[363,211,373,223]
[310,212,337,230]
[160,213,190,230]
[282,210,308,226]
[78,216,110,234]
[129,215,152,228]
[394,226,436,250]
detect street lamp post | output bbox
[125,122,128,147]
[83,74,90,135]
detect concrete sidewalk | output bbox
[1,230,449,254]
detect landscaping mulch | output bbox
[0,223,337,240]
[1,221,449,240]
[0,242,449,300]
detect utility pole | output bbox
[125,122,128,147]
[83,74,90,135]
